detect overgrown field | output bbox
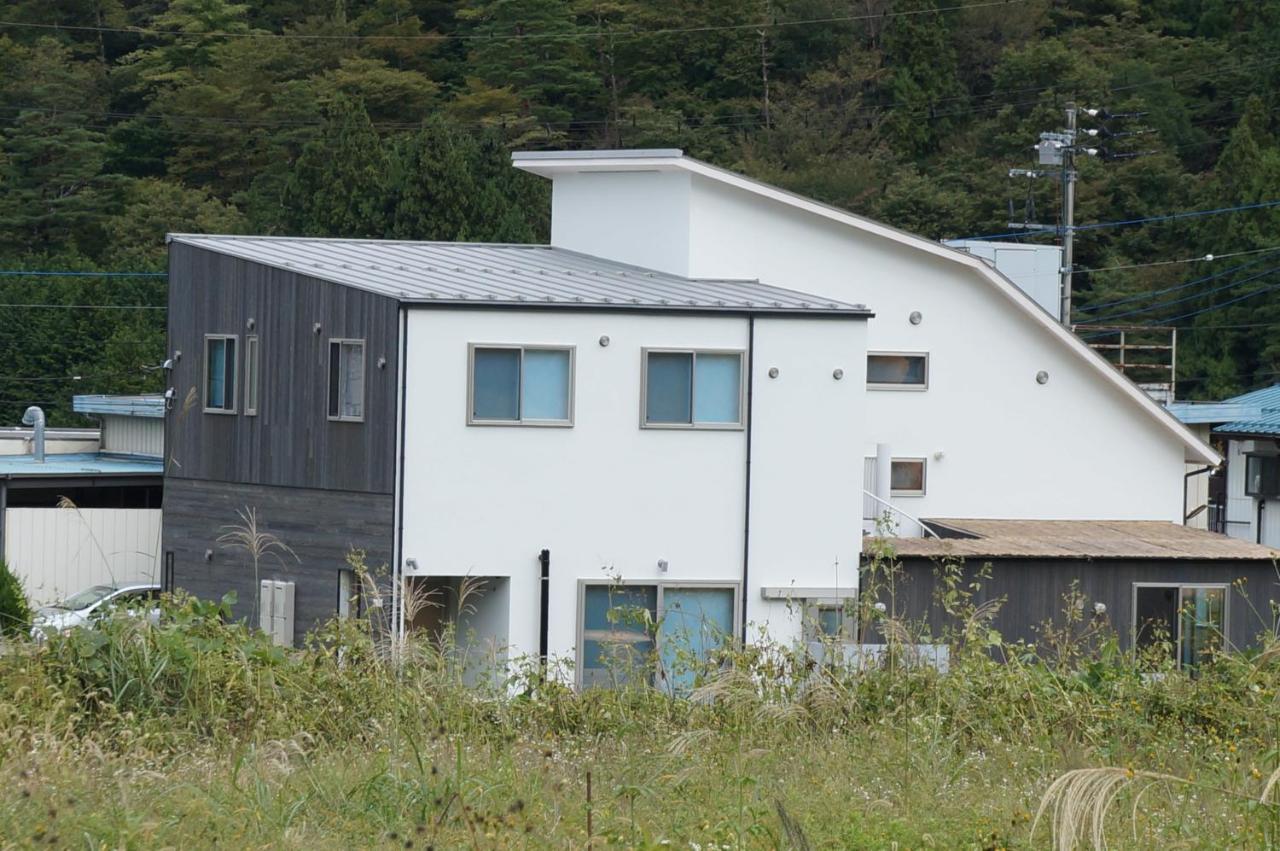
[0,593,1277,849]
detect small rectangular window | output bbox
[868,352,928,389]
[469,345,574,426]
[244,335,259,416]
[643,349,744,428]
[802,599,856,643]
[890,458,926,496]
[1245,455,1280,497]
[204,335,237,413]
[328,339,365,422]
[1134,584,1228,669]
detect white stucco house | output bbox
[160,149,1225,686]
[513,149,1218,535]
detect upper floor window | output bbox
[642,349,744,429]
[867,352,928,390]
[204,335,237,413]
[328,339,365,422]
[469,344,574,426]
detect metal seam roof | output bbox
[168,235,872,316]
[0,452,163,478]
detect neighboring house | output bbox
[512,150,1217,535]
[1,395,164,606]
[1169,385,1280,546]
[864,519,1279,660]
[163,235,871,675]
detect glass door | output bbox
[657,587,735,695]
[1178,586,1226,667]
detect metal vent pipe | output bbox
[21,406,45,463]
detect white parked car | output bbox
[30,582,162,640]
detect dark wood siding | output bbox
[164,478,394,646]
[861,557,1280,652]
[166,243,400,494]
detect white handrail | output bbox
[862,490,941,538]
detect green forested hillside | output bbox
[1,0,1277,424]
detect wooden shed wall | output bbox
[861,557,1280,652]
[166,243,400,494]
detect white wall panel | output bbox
[5,508,162,606]
[100,415,164,457]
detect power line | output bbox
[0,269,164,278]
[1158,277,1280,326]
[961,199,1280,242]
[0,303,165,310]
[1078,263,1280,324]
[1076,256,1275,312]
[1074,245,1280,275]
[0,1,1030,43]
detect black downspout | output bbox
[0,479,7,562]
[394,308,409,638]
[538,548,550,670]
[1183,465,1215,524]
[1257,498,1265,545]
[740,317,755,644]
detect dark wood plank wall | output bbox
[166,242,400,494]
[165,478,394,646]
[861,557,1280,652]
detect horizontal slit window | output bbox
[868,352,928,389]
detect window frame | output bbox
[801,596,859,644]
[203,334,238,415]
[639,347,747,430]
[575,579,741,690]
[1131,582,1230,668]
[1244,453,1280,497]
[890,457,928,497]
[244,334,260,417]
[327,338,367,423]
[466,343,576,428]
[867,351,929,391]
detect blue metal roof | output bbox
[73,395,165,418]
[1167,383,1280,437]
[0,452,163,479]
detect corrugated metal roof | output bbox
[1216,418,1280,437]
[1167,384,1280,436]
[73,395,165,418]
[168,235,872,316]
[0,452,162,478]
[875,519,1279,560]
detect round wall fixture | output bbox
[377,356,387,370]
[909,311,923,325]
[832,368,844,380]
[599,335,611,347]
[313,322,322,334]
[768,367,780,379]
[1036,370,1050,385]
[246,317,256,330]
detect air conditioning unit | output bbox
[1245,454,1280,498]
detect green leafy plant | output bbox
[0,560,29,639]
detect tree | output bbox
[0,560,30,639]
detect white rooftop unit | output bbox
[946,240,1063,320]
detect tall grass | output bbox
[0,565,1277,847]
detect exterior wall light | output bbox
[1093,602,1107,616]
[1036,370,1050,384]
[768,367,780,379]
[313,322,322,334]
[599,335,610,347]
[909,311,923,325]
[246,317,256,330]
[657,559,669,572]
[832,368,844,380]
[204,549,213,562]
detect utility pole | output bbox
[1060,102,1077,324]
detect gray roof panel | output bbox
[168,235,871,317]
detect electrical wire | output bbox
[1075,256,1275,312]
[1077,264,1280,325]
[960,199,1280,242]
[1074,245,1280,274]
[0,1,1031,43]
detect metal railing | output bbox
[862,490,941,539]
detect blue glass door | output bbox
[658,587,734,695]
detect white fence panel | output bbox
[4,508,162,607]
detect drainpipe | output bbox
[1257,498,1265,545]
[1183,465,1215,526]
[21,406,45,463]
[538,549,550,672]
[0,480,7,563]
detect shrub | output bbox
[0,561,29,638]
